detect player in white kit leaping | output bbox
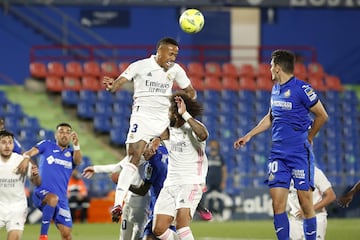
[151,92,209,240]
[0,130,41,240]
[103,37,196,222]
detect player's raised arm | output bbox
[16,146,40,174]
[234,110,272,149]
[104,76,128,93]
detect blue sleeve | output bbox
[35,140,48,154]
[13,138,22,154]
[299,83,319,109]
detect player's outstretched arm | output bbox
[104,76,128,93]
[338,180,360,208]
[234,110,272,149]
[129,181,152,196]
[16,147,39,174]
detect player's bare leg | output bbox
[153,214,178,240]
[58,224,72,240]
[112,140,147,221]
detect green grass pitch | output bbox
[2,218,358,240]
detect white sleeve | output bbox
[315,168,332,193]
[175,65,191,89]
[94,163,122,173]
[120,61,137,82]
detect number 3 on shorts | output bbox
[130,123,138,133]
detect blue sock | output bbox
[273,212,289,240]
[40,205,56,235]
[304,217,317,240]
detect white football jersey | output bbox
[120,55,191,108]
[0,153,30,209]
[288,167,332,217]
[163,123,208,186]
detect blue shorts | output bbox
[33,187,73,228]
[265,140,314,191]
[143,216,176,237]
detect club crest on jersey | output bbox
[302,85,317,101]
[167,73,175,81]
[65,151,71,157]
[268,173,275,181]
[284,89,291,97]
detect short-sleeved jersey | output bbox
[0,152,29,209]
[288,167,332,217]
[164,123,208,186]
[120,55,191,109]
[143,145,168,212]
[271,77,319,143]
[34,140,76,201]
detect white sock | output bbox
[114,162,137,206]
[177,227,194,240]
[157,229,179,240]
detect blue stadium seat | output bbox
[238,90,255,102]
[219,101,238,115]
[255,90,271,103]
[94,102,113,117]
[38,129,55,142]
[114,90,133,105]
[93,115,112,134]
[0,91,9,105]
[77,101,95,120]
[5,103,23,118]
[113,102,131,117]
[61,90,79,107]
[22,116,41,131]
[220,90,239,103]
[110,128,127,146]
[4,116,22,134]
[203,90,221,104]
[89,173,114,197]
[79,90,97,104]
[111,116,129,130]
[97,90,114,104]
[324,90,340,102]
[77,156,93,173]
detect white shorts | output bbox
[126,106,169,144]
[154,184,203,218]
[289,214,327,240]
[119,194,151,240]
[0,206,28,232]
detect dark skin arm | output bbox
[338,180,360,208]
[129,181,152,196]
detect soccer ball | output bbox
[179,9,205,34]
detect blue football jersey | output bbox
[271,77,318,143]
[143,145,169,213]
[35,140,76,200]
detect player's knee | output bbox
[45,193,59,207]
[152,225,166,237]
[60,229,72,240]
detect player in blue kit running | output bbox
[17,123,82,240]
[234,50,328,240]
